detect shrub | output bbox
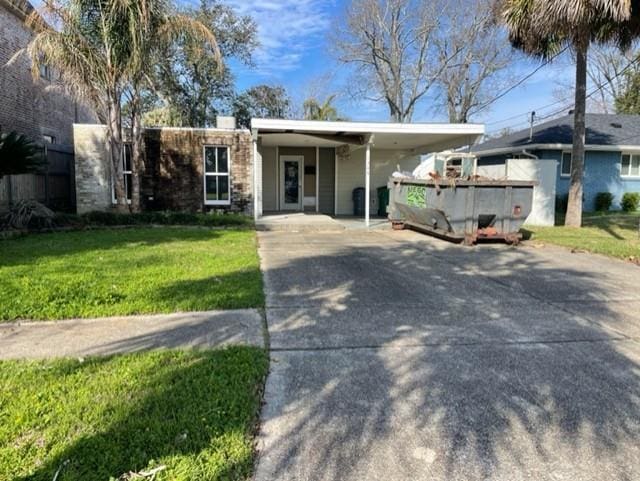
[4,209,253,232]
[1,200,55,230]
[0,132,46,179]
[595,192,614,212]
[166,211,199,225]
[53,212,86,227]
[621,192,640,212]
[83,211,133,225]
[80,210,253,228]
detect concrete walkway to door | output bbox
[256,213,390,232]
[254,228,640,481]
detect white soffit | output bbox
[253,118,485,151]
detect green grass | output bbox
[0,348,269,481]
[524,211,640,261]
[0,228,264,321]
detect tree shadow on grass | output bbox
[11,348,267,481]
[255,232,640,480]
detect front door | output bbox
[280,156,303,211]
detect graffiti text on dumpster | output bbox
[407,186,427,208]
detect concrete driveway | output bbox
[254,229,640,481]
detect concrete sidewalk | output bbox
[0,309,265,359]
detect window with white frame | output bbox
[561,152,572,177]
[621,153,640,178]
[204,146,230,205]
[39,63,51,81]
[112,143,132,203]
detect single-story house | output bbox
[73,117,484,224]
[472,113,640,211]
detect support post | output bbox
[365,137,372,227]
[315,146,320,213]
[251,129,260,221]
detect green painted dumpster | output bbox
[377,186,389,217]
[387,177,536,245]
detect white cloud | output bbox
[222,0,334,76]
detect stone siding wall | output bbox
[73,124,111,214]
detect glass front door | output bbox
[280,156,303,210]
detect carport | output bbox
[251,119,484,226]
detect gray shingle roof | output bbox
[472,113,640,154]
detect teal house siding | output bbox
[539,149,640,210]
[478,148,640,211]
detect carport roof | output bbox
[252,118,485,152]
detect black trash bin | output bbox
[352,187,365,216]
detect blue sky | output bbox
[32,0,575,134]
[218,0,575,135]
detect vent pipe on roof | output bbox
[529,111,536,141]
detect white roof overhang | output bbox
[252,118,485,153]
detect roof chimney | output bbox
[216,116,236,130]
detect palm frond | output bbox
[501,0,638,56]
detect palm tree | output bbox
[501,0,640,227]
[0,132,46,179]
[303,95,344,121]
[114,0,220,211]
[26,0,219,212]
[26,0,129,210]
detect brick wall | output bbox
[0,0,95,146]
[144,128,253,214]
[74,125,254,215]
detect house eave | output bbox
[474,143,640,157]
[251,118,485,136]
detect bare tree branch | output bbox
[333,0,444,122]
[433,0,516,123]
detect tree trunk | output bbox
[565,39,588,227]
[130,88,143,214]
[108,96,127,213]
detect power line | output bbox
[486,49,640,136]
[473,47,570,118]
[486,53,640,137]
[486,93,573,127]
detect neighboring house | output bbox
[74,117,484,222]
[472,114,640,211]
[0,0,94,145]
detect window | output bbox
[561,152,572,177]
[42,135,56,144]
[112,143,132,204]
[39,58,51,81]
[621,154,640,178]
[204,146,230,205]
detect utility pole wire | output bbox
[486,51,640,136]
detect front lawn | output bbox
[0,347,269,481]
[0,228,264,321]
[524,212,640,261]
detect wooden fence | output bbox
[0,144,75,212]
